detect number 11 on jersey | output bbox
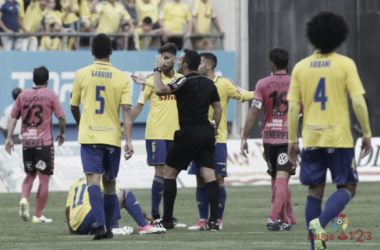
[314,77,327,110]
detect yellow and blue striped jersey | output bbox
[70,61,132,147]
[138,70,183,140]
[288,51,365,148]
[209,76,254,143]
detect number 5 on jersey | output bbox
[96,86,105,114]
[314,78,327,110]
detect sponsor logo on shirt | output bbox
[265,118,284,130]
[22,129,37,138]
[89,126,115,132]
[305,124,335,131]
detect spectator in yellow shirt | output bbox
[21,0,48,51]
[159,0,192,50]
[61,0,89,31]
[47,0,62,28]
[134,16,169,50]
[40,23,61,50]
[136,0,161,28]
[97,0,134,50]
[191,0,224,50]
[79,0,97,29]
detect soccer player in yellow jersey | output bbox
[287,12,372,250]
[97,0,134,49]
[187,52,254,230]
[191,0,224,50]
[66,176,166,235]
[134,17,170,50]
[130,43,185,227]
[159,0,192,50]
[70,34,134,240]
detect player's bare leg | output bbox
[86,173,107,240]
[199,167,220,231]
[161,165,180,229]
[216,175,226,229]
[151,164,165,220]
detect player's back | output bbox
[254,74,291,145]
[289,52,365,148]
[66,176,92,231]
[14,88,65,148]
[71,62,132,147]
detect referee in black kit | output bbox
[153,49,222,231]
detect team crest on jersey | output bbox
[327,148,335,154]
[277,153,288,165]
[36,160,46,171]
[25,161,33,171]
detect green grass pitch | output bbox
[0,183,379,250]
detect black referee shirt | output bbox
[168,73,220,127]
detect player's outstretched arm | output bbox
[131,102,144,122]
[56,116,66,146]
[65,206,74,234]
[122,104,134,160]
[5,117,17,155]
[352,95,372,158]
[287,101,301,165]
[154,55,173,96]
[70,105,81,130]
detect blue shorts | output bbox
[81,144,121,181]
[146,140,172,166]
[300,148,358,186]
[188,143,227,176]
[76,205,120,235]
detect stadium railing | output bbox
[0,33,224,51]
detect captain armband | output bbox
[251,99,262,109]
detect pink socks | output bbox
[34,172,50,218]
[22,173,37,202]
[270,178,288,223]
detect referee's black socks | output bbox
[206,180,220,223]
[163,179,177,222]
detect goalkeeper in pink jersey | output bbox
[5,66,66,223]
[241,48,297,231]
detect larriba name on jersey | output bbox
[92,70,113,79]
[310,60,331,68]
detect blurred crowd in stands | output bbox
[0,0,225,51]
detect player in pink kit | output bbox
[241,48,297,231]
[5,66,66,223]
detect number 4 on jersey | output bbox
[314,77,327,110]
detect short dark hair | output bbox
[199,52,217,69]
[158,43,177,56]
[183,49,200,71]
[33,66,49,85]
[306,11,349,54]
[92,33,112,59]
[12,88,22,100]
[143,17,152,25]
[269,48,289,70]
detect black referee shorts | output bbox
[166,125,215,171]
